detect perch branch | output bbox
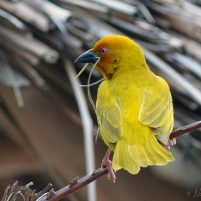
[170,120,201,139]
[42,120,201,201]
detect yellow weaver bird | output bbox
[75,35,175,182]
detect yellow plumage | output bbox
[75,34,175,175]
[94,35,175,174]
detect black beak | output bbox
[74,49,99,64]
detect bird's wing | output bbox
[138,77,174,144]
[96,96,123,149]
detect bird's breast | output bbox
[98,77,143,124]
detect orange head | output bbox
[75,35,146,79]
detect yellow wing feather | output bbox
[138,76,174,145]
[96,82,122,150]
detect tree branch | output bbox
[170,120,201,139]
[41,121,201,201]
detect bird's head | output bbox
[75,35,146,79]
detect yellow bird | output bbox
[75,35,175,182]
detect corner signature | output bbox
[187,187,201,198]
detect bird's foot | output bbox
[169,138,176,146]
[101,158,116,183]
[101,149,116,183]
[166,138,176,150]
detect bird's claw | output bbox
[166,138,176,150]
[169,138,176,146]
[101,159,116,183]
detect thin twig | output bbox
[170,120,201,139]
[47,168,108,201]
[44,121,201,201]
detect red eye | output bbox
[99,47,107,55]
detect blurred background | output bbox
[0,0,201,201]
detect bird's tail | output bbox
[112,128,175,174]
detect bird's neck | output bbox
[113,61,152,80]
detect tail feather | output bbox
[112,129,174,174]
[148,130,174,165]
[113,139,140,174]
